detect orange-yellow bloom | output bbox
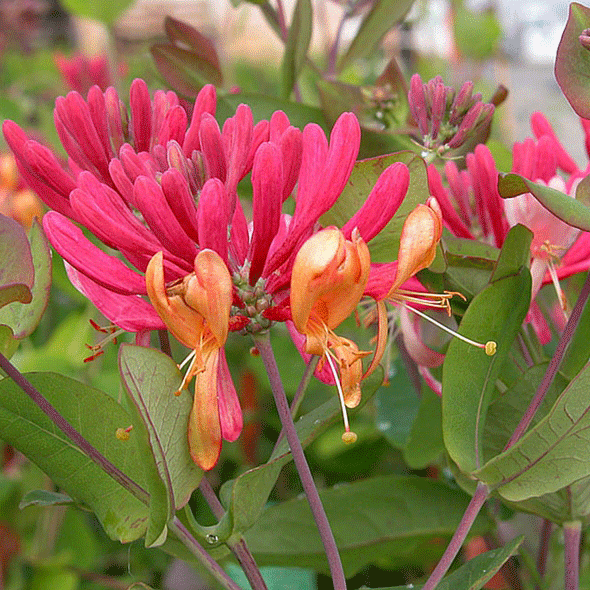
[146,249,235,470]
[291,227,371,439]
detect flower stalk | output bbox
[253,331,347,590]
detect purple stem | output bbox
[564,521,581,590]
[254,332,347,590]
[272,355,319,453]
[198,478,268,590]
[422,482,489,590]
[327,14,347,74]
[0,351,149,503]
[535,518,551,590]
[169,517,244,590]
[505,271,590,450]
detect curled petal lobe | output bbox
[387,200,443,296]
[290,227,370,354]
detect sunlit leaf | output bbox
[58,0,134,25]
[498,173,590,231]
[555,2,590,119]
[20,490,75,509]
[119,345,203,546]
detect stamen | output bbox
[389,289,465,315]
[84,324,125,362]
[547,259,569,317]
[324,350,357,444]
[405,304,496,355]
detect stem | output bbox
[0,352,149,504]
[535,519,552,590]
[168,517,243,590]
[254,332,347,590]
[564,521,581,590]
[158,329,172,357]
[505,271,590,450]
[422,482,489,590]
[199,479,269,590]
[227,537,269,590]
[272,355,319,453]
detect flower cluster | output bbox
[4,80,445,469]
[408,74,495,159]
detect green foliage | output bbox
[453,4,502,61]
[244,476,492,576]
[0,372,149,542]
[499,173,590,231]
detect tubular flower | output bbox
[3,80,413,467]
[146,250,237,470]
[290,227,371,439]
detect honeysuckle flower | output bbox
[146,249,238,470]
[290,227,371,441]
[3,80,413,467]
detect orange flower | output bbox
[290,227,371,441]
[146,249,236,470]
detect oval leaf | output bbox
[119,345,203,545]
[243,476,492,577]
[443,268,531,474]
[0,214,33,308]
[498,173,590,231]
[0,372,148,542]
[475,361,590,502]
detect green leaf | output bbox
[498,173,590,231]
[280,0,312,99]
[0,373,148,542]
[442,268,531,474]
[220,367,383,536]
[475,362,590,502]
[217,92,327,131]
[375,358,420,449]
[244,476,492,577]
[337,0,415,71]
[0,220,52,339]
[58,0,134,25]
[372,535,522,590]
[555,3,590,119]
[119,345,203,546]
[321,152,429,263]
[19,490,75,509]
[0,325,18,362]
[489,224,533,283]
[0,214,33,308]
[482,363,568,464]
[403,386,444,469]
